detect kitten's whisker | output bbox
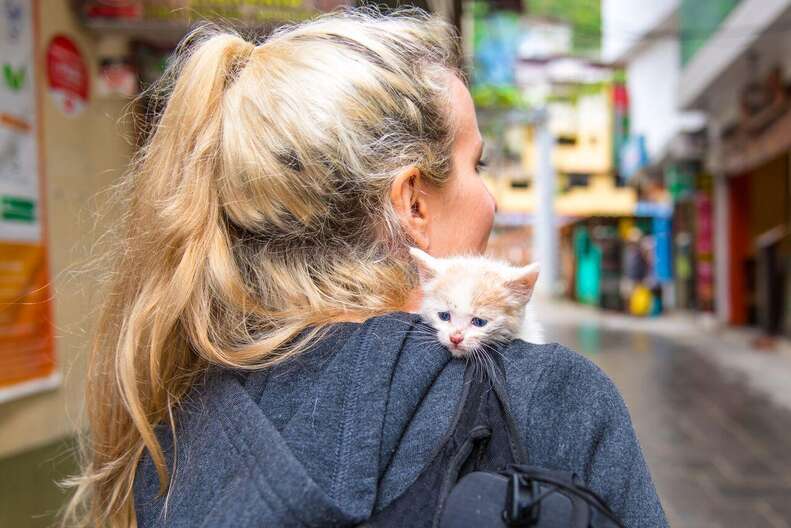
[475,349,487,383]
[480,342,509,366]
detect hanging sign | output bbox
[46,35,89,116]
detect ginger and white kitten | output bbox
[410,248,544,359]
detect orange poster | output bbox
[0,243,57,401]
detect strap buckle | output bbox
[502,473,541,526]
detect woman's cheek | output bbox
[484,186,496,226]
[477,182,496,248]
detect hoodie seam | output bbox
[210,384,317,527]
[331,323,370,504]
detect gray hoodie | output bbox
[134,313,668,527]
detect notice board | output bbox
[0,1,58,402]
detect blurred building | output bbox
[476,0,721,314]
[598,0,791,335]
[603,0,706,164]
[489,55,634,219]
[601,0,711,315]
[484,56,640,305]
[468,6,637,300]
[673,0,791,338]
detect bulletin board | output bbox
[0,0,58,403]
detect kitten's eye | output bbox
[437,311,451,322]
[471,317,488,327]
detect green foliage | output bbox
[527,0,601,54]
[471,84,529,109]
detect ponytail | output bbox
[62,28,262,527]
[63,9,459,527]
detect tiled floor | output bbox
[545,311,791,528]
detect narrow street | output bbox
[542,304,791,528]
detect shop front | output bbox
[719,67,791,337]
[726,154,789,334]
[561,208,674,316]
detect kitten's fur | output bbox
[410,248,544,359]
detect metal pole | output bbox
[533,110,557,297]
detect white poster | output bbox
[1,0,41,243]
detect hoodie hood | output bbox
[133,313,462,527]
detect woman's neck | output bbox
[326,288,423,324]
[400,287,423,314]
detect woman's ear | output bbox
[390,166,430,250]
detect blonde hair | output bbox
[63,7,462,527]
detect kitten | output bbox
[410,247,544,359]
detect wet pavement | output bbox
[543,308,791,528]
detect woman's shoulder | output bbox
[498,340,666,525]
[358,315,618,416]
[368,312,608,388]
[501,339,617,399]
[499,340,668,527]
[499,339,628,432]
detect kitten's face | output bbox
[410,248,539,358]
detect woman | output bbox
[65,8,667,527]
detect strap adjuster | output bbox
[502,473,541,526]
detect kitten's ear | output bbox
[505,263,540,301]
[409,247,441,282]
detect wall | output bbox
[679,0,741,66]
[627,38,704,160]
[602,0,678,62]
[489,172,637,217]
[748,155,788,242]
[0,1,132,459]
[728,173,750,325]
[678,0,791,111]
[521,91,613,177]
[553,92,612,175]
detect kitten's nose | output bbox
[450,334,464,346]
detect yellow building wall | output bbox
[521,91,613,177]
[486,173,636,217]
[486,87,636,219]
[0,0,133,458]
[554,92,613,175]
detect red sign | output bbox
[82,0,142,20]
[46,35,89,116]
[695,192,715,312]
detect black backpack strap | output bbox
[364,360,524,528]
[439,465,627,528]
[365,356,627,528]
[487,361,529,466]
[504,465,626,528]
